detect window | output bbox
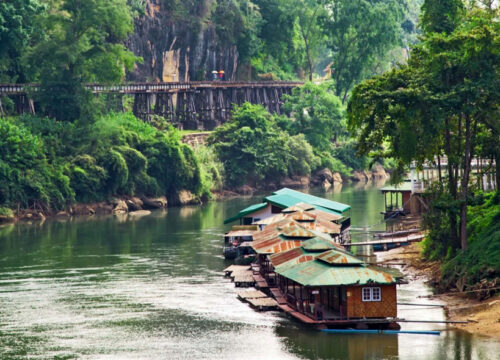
[362,287,381,302]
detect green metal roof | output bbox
[381,182,412,192]
[266,188,350,215]
[223,202,267,224]
[275,260,397,286]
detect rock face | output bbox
[315,168,333,184]
[280,176,309,189]
[332,172,343,184]
[372,163,389,180]
[112,199,129,214]
[351,170,368,182]
[172,190,200,206]
[126,0,238,82]
[141,196,168,209]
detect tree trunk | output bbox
[496,151,500,191]
[459,115,473,251]
[299,26,313,82]
[437,152,442,183]
[444,117,459,248]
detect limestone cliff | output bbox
[126,0,238,82]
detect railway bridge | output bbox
[0,81,301,130]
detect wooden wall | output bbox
[346,285,397,318]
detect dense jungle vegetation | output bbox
[1,0,499,291]
[0,0,418,212]
[347,0,500,291]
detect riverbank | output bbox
[379,243,500,338]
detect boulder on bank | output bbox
[112,199,128,214]
[315,168,333,184]
[141,196,168,209]
[371,163,388,180]
[322,179,332,190]
[72,204,96,216]
[56,211,70,219]
[280,176,310,189]
[351,170,368,182]
[126,197,143,211]
[234,185,255,196]
[171,190,201,206]
[332,172,343,184]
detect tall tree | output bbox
[0,0,44,82]
[23,0,138,122]
[320,0,405,103]
[348,4,500,252]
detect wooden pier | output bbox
[345,234,425,251]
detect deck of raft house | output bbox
[222,188,409,329]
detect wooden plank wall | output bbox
[346,285,397,318]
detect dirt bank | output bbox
[378,243,500,339]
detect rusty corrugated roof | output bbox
[282,203,316,213]
[251,234,304,254]
[301,237,342,251]
[291,211,316,221]
[307,209,343,222]
[315,249,364,265]
[280,225,317,238]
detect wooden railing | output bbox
[0,81,303,95]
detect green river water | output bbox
[0,182,499,359]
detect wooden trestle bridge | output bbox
[0,81,302,130]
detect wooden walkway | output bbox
[346,234,424,247]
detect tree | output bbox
[0,0,44,82]
[288,0,325,81]
[207,103,320,187]
[23,0,138,121]
[282,81,346,150]
[320,0,406,103]
[348,4,500,252]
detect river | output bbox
[0,183,499,359]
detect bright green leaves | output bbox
[320,0,406,101]
[23,0,140,122]
[282,82,346,151]
[208,103,319,187]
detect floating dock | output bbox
[236,290,278,311]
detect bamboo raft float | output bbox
[236,290,278,311]
[223,265,255,287]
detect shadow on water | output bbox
[0,183,499,359]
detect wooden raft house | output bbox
[273,248,404,329]
[223,189,404,328]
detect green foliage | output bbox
[286,134,320,176]
[0,117,73,209]
[193,145,225,193]
[320,0,406,100]
[0,0,44,82]
[421,0,463,35]
[0,112,208,209]
[208,103,322,187]
[0,207,14,219]
[282,82,346,150]
[23,0,139,121]
[440,192,500,290]
[280,81,356,176]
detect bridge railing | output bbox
[0,81,303,95]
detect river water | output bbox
[0,183,499,359]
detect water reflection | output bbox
[277,322,399,360]
[0,184,499,359]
